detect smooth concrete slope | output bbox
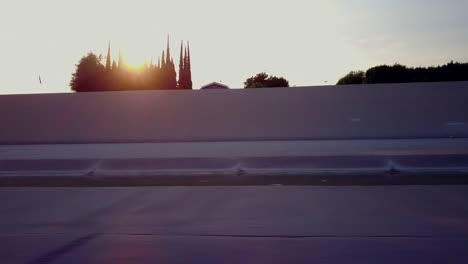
[1,139,468,186]
[0,81,467,144]
[0,82,468,185]
[1,186,468,264]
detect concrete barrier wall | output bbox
[0,81,467,144]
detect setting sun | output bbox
[123,62,147,71]
[115,50,149,71]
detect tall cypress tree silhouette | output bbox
[177,41,192,89]
[105,42,111,71]
[178,41,185,89]
[161,36,177,90]
[186,41,192,89]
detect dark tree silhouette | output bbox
[186,44,192,89]
[365,64,410,84]
[160,38,178,90]
[337,62,468,85]
[244,72,289,88]
[336,71,365,85]
[105,42,111,71]
[177,41,192,89]
[70,53,105,92]
[70,38,192,92]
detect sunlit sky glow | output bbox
[1,0,467,94]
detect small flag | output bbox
[38,75,42,84]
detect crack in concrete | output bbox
[26,233,99,264]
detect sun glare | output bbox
[124,62,146,71]
[120,52,148,71]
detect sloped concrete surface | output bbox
[0,140,468,184]
[0,82,467,145]
[1,186,468,263]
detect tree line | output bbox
[337,61,468,85]
[70,40,192,92]
[244,62,468,88]
[71,42,467,91]
[243,72,289,88]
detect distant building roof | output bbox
[201,82,229,89]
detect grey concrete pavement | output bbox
[1,186,468,263]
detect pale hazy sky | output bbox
[0,0,467,94]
